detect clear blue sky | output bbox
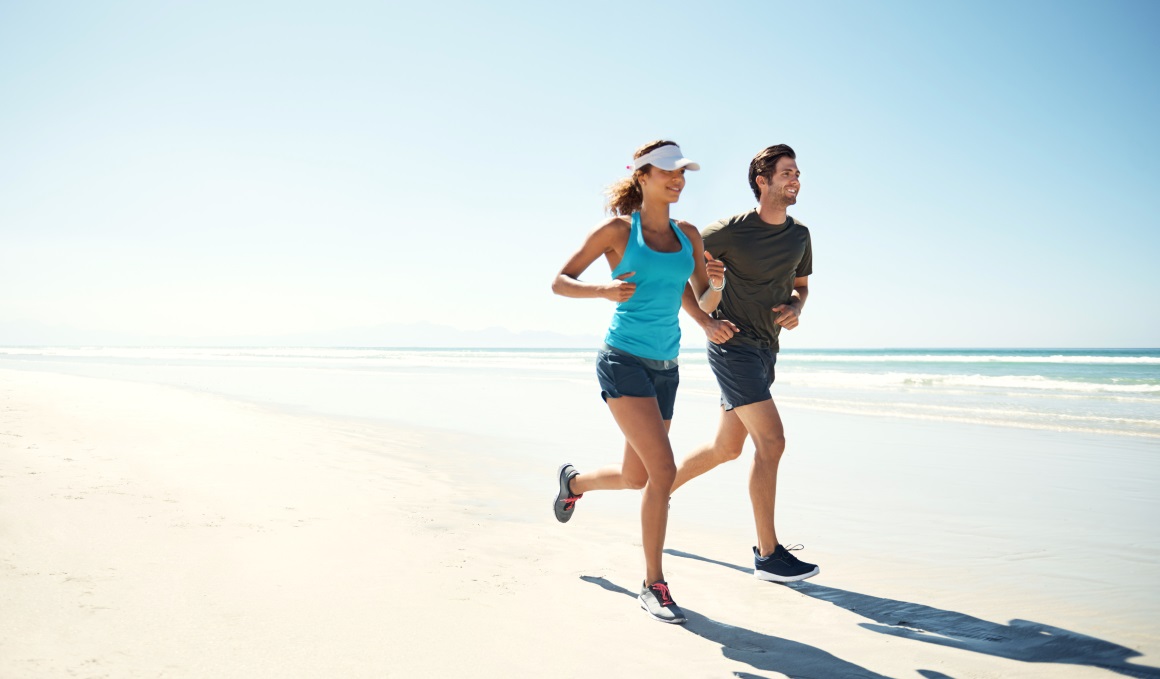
[2,0,1157,348]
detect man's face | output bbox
[760,157,801,206]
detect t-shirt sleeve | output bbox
[796,228,813,277]
[701,221,729,259]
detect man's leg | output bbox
[671,407,748,493]
[730,398,786,557]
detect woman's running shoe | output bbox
[638,580,687,624]
[553,464,582,523]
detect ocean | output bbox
[2,346,1157,439]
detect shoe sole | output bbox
[553,464,575,523]
[638,597,687,624]
[754,566,820,583]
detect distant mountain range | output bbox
[0,320,601,348]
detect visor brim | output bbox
[651,158,700,171]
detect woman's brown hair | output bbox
[605,139,677,216]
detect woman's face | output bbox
[638,165,687,205]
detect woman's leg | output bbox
[569,418,672,494]
[601,395,676,585]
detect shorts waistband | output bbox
[600,343,679,371]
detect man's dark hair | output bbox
[748,144,796,201]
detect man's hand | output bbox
[602,271,636,302]
[704,251,726,290]
[704,317,739,344]
[772,303,800,330]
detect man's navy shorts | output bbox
[706,341,777,411]
[595,344,679,421]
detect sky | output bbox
[2,0,1158,348]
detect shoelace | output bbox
[782,543,806,564]
[563,494,583,511]
[649,582,675,606]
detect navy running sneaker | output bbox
[753,544,819,582]
[638,581,687,624]
[553,464,582,523]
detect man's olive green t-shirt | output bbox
[702,210,813,353]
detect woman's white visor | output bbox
[632,145,700,171]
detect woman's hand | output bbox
[704,251,726,290]
[704,317,739,344]
[602,271,636,302]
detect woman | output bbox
[550,140,734,624]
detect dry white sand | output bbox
[2,367,1158,678]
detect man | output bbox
[678,143,818,582]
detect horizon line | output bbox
[2,345,1158,352]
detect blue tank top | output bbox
[605,212,694,361]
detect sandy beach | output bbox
[4,0,1157,675]
[2,364,1158,679]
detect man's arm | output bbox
[771,276,809,330]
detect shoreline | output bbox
[3,346,1157,442]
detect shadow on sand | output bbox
[580,575,891,679]
[664,548,1160,679]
